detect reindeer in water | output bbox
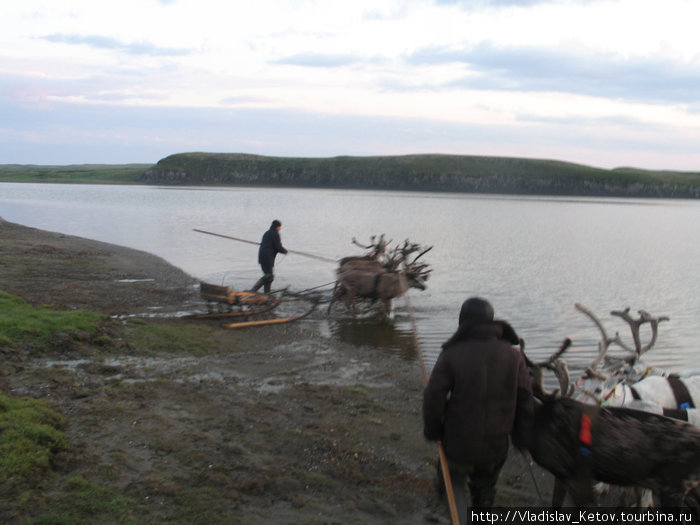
[327,235,432,316]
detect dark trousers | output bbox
[252,263,274,293]
[437,458,504,524]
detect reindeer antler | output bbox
[521,338,573,400]
[576,304,670,376]
[611,308,670,363]
[351,234,392,259]
[576,303,623,378]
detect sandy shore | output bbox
[0,218,552,523]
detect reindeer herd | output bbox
[327,234,432,315]
[328,235,698,513]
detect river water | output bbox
[1,182,698,376]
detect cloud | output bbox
[434,0,558,6]
[405,42,700,104]
[41,33,191,57]
[272,53,362,68]
[3,98,698,169]
[0,69,168,105]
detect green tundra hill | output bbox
[2,153,699,198]
[140,153,700,198]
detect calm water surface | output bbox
[1,183,698,376]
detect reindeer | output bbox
[327,236,432,315]
[571,304,699,425]
[523,339,700,511]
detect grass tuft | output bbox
[126,320,215,356]
[0,291,103,346]
[0,393,68,489]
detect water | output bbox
[1,182,698,377]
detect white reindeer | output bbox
[571,304,699,425]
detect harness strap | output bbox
[574,403,601,505]
[668,374,695,409]
[630,386,642,400]
[370,272,383,300]
[663,407,689,421]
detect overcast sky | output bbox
[2,0,700,170]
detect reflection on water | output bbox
[322,316,418,361]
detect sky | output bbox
[2,0,700,170]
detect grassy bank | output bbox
[0,164,149,184]
[0,291,103,346]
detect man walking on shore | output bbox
[423,297,534,523]
[251,220,288,293]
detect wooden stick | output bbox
[193,228,337,263]
[405,293,460,525]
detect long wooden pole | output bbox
[222,316,304,329]
[193,228,337,263]
[405,293,460,525]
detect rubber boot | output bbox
[252,274,273,293]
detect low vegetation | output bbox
[0,383,135,523]
[0,164,148,184]
[0,392,67,491]
[141,152,700,198]
[0,290,225,522]
[2,153,699,198]
[0,291,103,347]
[125,317,215,356]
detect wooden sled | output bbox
[186,282,321,326]
[183,282,279,320]
[222,295,320,329]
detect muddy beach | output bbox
[0,218,552,524]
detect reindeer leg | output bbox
[383,298,393,318]
[552,478,568,509]
[327,283,339,314]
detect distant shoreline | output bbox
[2,152,699,198]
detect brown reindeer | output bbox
[327,236,432,315]
[328,268,414,315]
[523,339,700,511]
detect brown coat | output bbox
[422,321,534,467]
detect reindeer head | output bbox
[393,239,432,290]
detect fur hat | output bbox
[458,297,494,325]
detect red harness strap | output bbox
[573,405,600,505]
[579,413,593,446]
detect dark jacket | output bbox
[258,226,287,271]
[422,320,534,467]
